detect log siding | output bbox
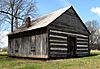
[48,29,89,57]
[8,28,48,58]
[8,6,90,59]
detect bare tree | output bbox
[86,20,100,49]
[0,0,36,47]
[0,22,9,47]
[0,0,37,32]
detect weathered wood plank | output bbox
[49,28,88,37]
[48,28,50,58]
[21,36,30,57]
[77,36,88,39]
[77,45,88,47]
[35,30,48,56]
[50,39,67,42]
[77,43,88,45]
[50,30,68,37]
[88,36,90,54]
[42,33,48,56]
[77,39,88,42]
[50,37,67,41]
[8,39,11,55]
[36,34,42,56]
[9,39,15,55]
[50,52,67,55]
[50,34,67,39]
[50,43,67,46]
[50,50,67,53]
[76,52,89,55]
[50,45,67,48]
[30,35,36,55]
[50,54,67,57]
[50,41,67,44]
[77,50,89,52]
[77,48,88,51]
[77,47,88,49]
[50,47,67,50]
[49,26,89,36]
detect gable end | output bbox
[70,7,90,35]
[48,6,90,35]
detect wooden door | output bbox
[67,35,76,57]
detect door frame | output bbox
[67,35,77,57]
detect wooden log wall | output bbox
[49,29,68,58]
[48,8,89,35]
[47,7,90,58]
[76,36,89,56]
[8,28,48,58]
[48,29,89,58]
[8,38,15,56]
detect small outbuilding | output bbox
[8,6,90,59]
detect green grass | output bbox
[0,51,100,69]
[0,52,8,55]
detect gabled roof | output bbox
[28,5,71,30]
[9,5,90,35]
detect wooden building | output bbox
[8,6,90,59]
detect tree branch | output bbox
[0,10,23,20]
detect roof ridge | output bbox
[31,5,72,22]
[28,5,72,30]
[9,5,72,34]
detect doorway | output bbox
[67,35,77,57]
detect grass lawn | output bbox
[0,51,100,69]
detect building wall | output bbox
[48,8,90,58]
[48,29,89,58]
[8,28,48,58]
[49,8,89,35]
[8,7,90,59]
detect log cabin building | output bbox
[8,6,90,59]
